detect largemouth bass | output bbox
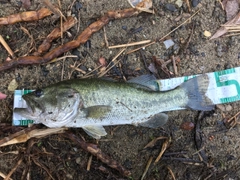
[14,75,214,139]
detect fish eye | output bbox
[68,94,74,98]
[35,89,44,97]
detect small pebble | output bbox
[81,50,88,57]
[75,1,82,10]
[175,0,183,7]
[71,48,81,59]
[163,39,175,49]
[192,0,201,7]
[180,122,195,131]
[122,25,127,30]
[80,65,87,72]
[225,105,233,111]
[129,26,143,34]
[84,40,91,49]
[201,52,205,57]
[75,157,81,164]
[165,3,177,12]
[203,30,211,37]
[216,104,225,111]
[66,174,73,179]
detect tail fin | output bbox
[181,75,215,111]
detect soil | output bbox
[0,0,240,179]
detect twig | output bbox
[5,158,23,180]
[0,2,149,72]
[70,64,86,74]
[141,156,153,180]
[226,111,240,128]
[0,127,67,147]
[183,23,195,53]
[0,35,15,58]
[34,16,77,56]
[61,58,65,81]
[103,26,109,47]
[161,157,204,164]
[217,0,224,10]
[0,172,12,180]
[166,166,176,180]
[47,55,78,64]
[195,111,208,162]
[0,125,37,146]
[171,56,178,75]
[127,9,201,54]
[87,155,93,171]
[98,48,126,77]
[62,132,131,177]
[32,158,54,180]
[185,0,191,12]
[20,26,36,53]
[82,65,102,78]
[154,137,171,164]
[109,40,151,49]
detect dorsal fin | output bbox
[127,74,159,91]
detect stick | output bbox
[154,137,171,164]
[5,158,23,180]
[0,172,12,180]
[0,3,149,72]
[98,48,126,77]
[87,155,93,171]
[141,156,153,180]
[0,35,15,58]
[109,40,151,49]
[34,16,77,56]
[63,132,131,177]
[127,9,201,54]
[0,8,52,25]
[103,26,109,47]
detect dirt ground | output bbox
[0,0,240,179]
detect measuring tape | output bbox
[157,67,240,105]
[13,67,240,126]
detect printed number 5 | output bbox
[214,70,240,103]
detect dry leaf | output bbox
[148,63,158,74]
[222,0,239,20]
[0,92,7,100]
[99,57,107,67]
[210,12,240,39]
[127,0,153,13]
[8,79,18,91]
[20,0,31,9]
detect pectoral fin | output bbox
[84,105,112,119]
[82,125,107,139]
[139,113,168,128]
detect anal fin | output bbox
[139,113,168,128]
[82,125,107,139]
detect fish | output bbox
[14,75,214,139]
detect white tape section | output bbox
[12,67,240,126]
[157,67,240,104]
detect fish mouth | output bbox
[14,95,44,119]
